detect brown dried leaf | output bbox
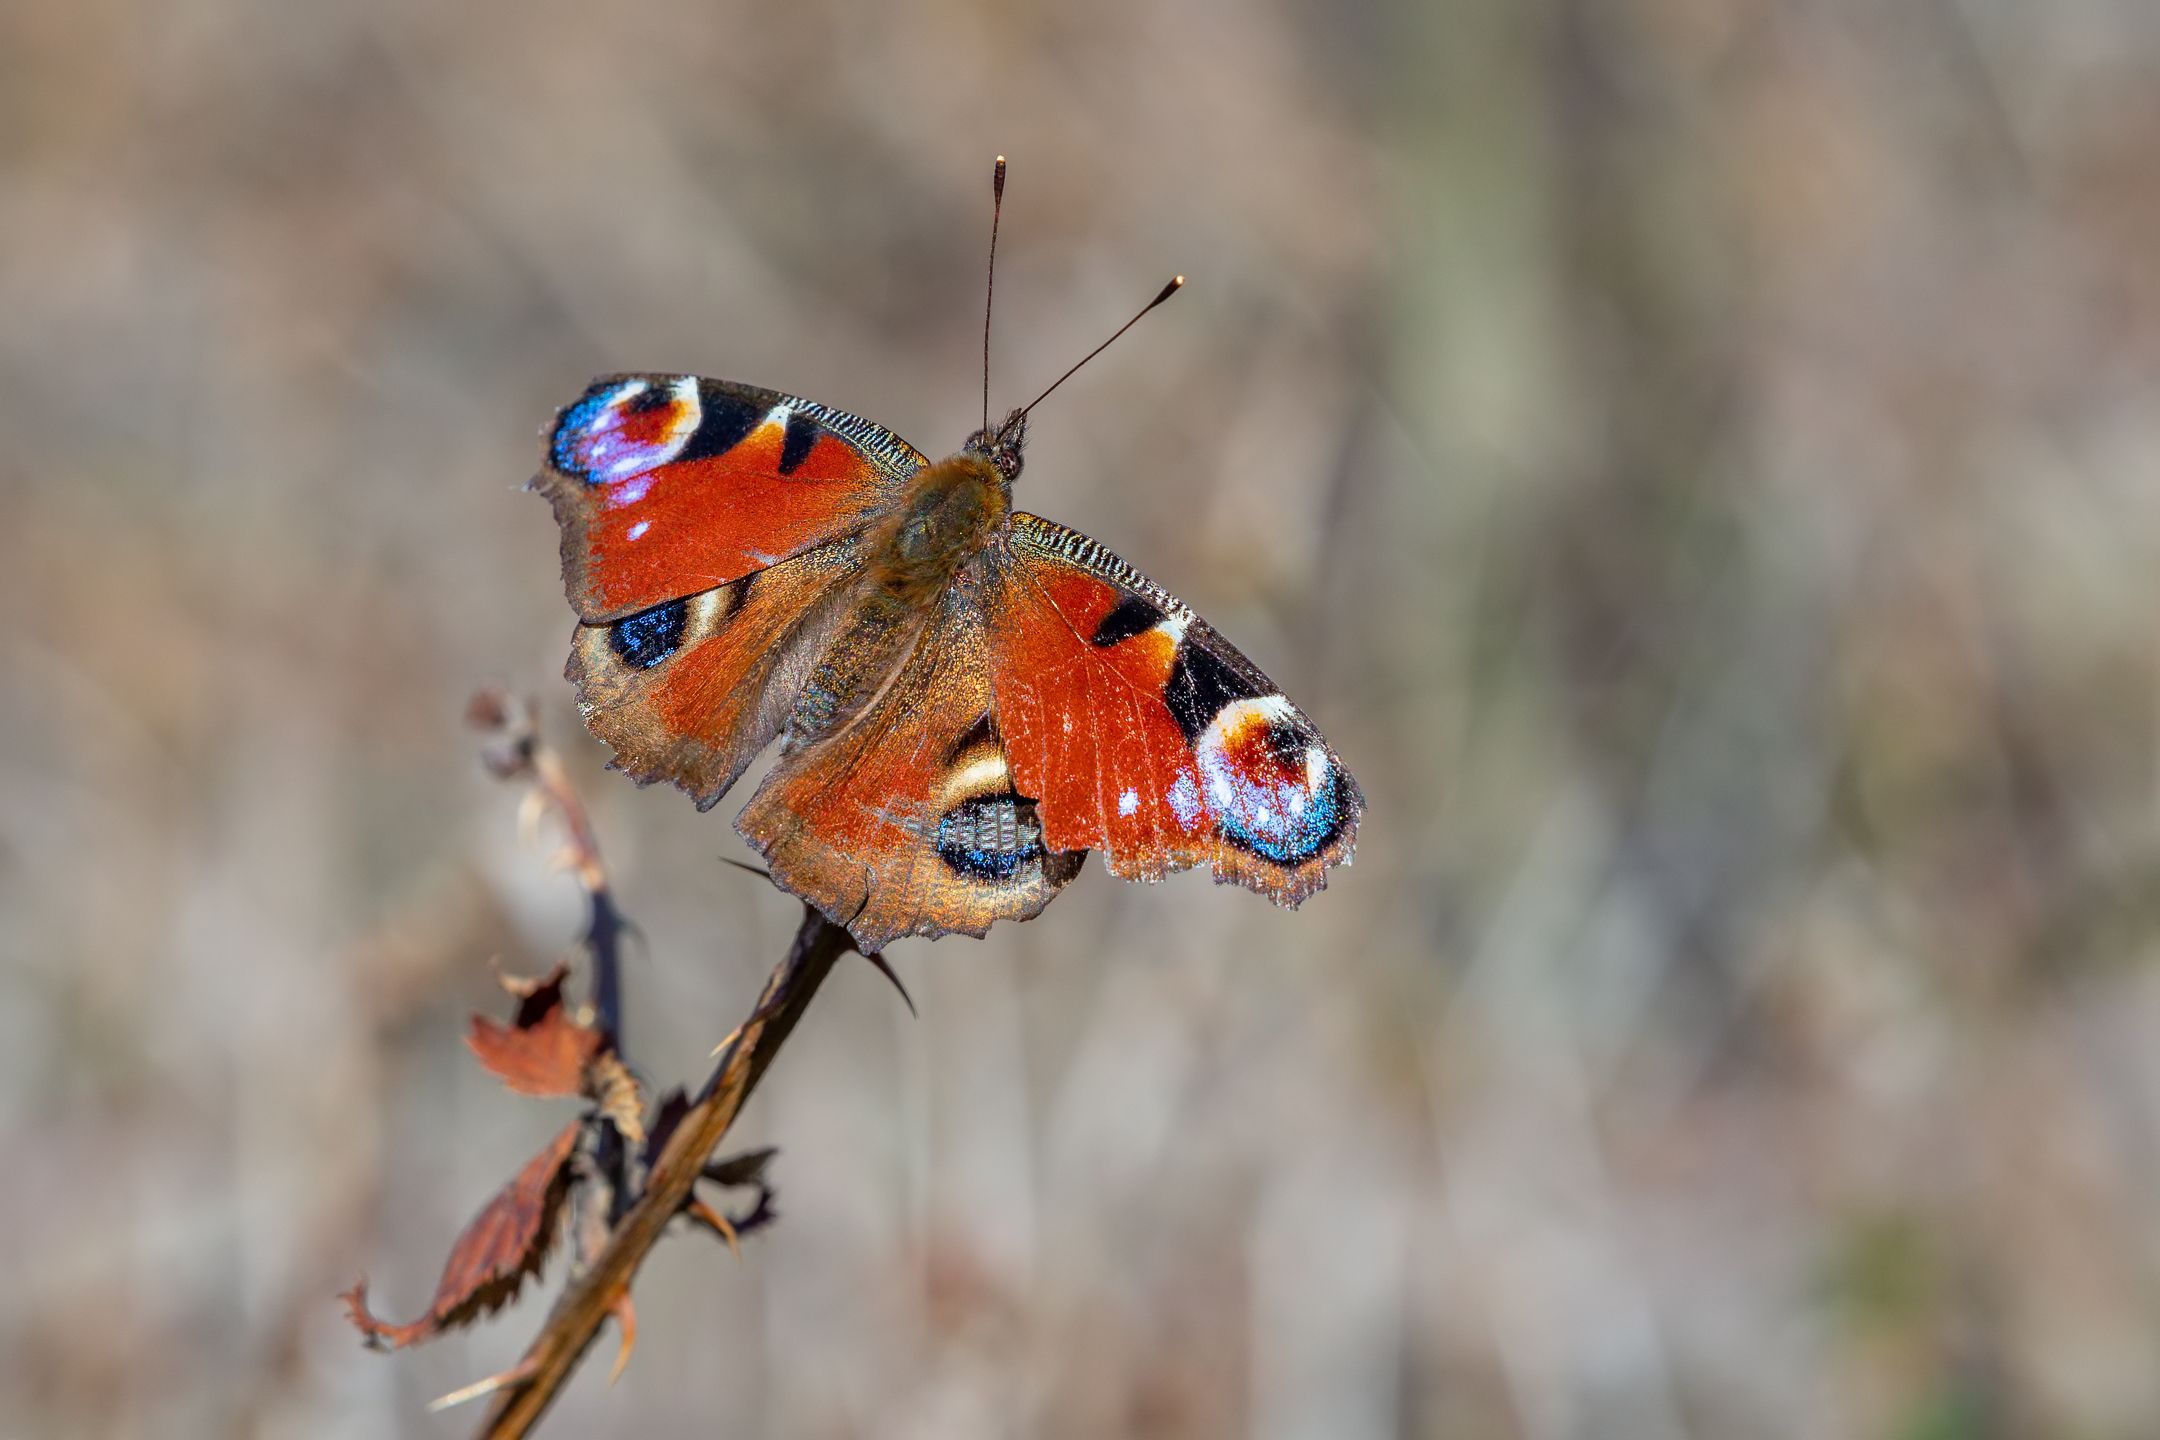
[684,1146,781,1256]
[342,1119,583,1349]
[492,958,565,1005]
[701,1146,778,1189]
[586,1049,646,1147]
[467,962,604,1097]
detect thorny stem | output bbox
[450,690,856,1435]
[476,906,852,1439]
[528,740,623,1049]
[581,884,627,1054]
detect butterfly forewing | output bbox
[981,513,1362,906]
[535,376,925,622]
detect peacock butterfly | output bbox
[532,159,1362,950]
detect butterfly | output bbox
[532,161,1362,952]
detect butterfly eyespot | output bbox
[553,376,702,486]
[935,792,1049,882]
[608,597,689,670]
[1195,697,1349,865]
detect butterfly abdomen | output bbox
[785,588,915,746]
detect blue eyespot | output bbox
[1197,708,1351,866]
[1216,762,1347,863]
[936,794,1042,881]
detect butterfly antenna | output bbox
[983,155,1007,435]
[1012,275,1185,426]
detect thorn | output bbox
[688,1196,742,1259]
[719,857,772,882]
[861,950,917,1017]
[607,1291,638,1384]
[708,1021,746,1058]
[426,1357,538,1413]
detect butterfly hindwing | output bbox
[736,579,1084,950]
[536,375,926,622]
[566,539,863,808]
[982,513,1361,906]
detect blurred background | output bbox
[6,0,2160,1436]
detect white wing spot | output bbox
[626,520,650,541]
[1118,788,1139,817]
[1167,772,1202,829]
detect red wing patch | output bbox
[983,513,1361,906]
[982,551,1209,879]
[568,540,861,809]
[535,376,925,622]
[736,581,1081,949]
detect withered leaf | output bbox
[586,1049,647,1147]
[467,962,604,1097]
[343,1119,583,1349]
[702,1146,778,1189]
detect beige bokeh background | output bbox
[6,1,2160,1436]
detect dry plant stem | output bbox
[477,907,852,1439]
[529,733,624,1046]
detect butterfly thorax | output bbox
[785,448,1012,749]
[865,450,1011,606]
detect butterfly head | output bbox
[963,407,1029,485]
